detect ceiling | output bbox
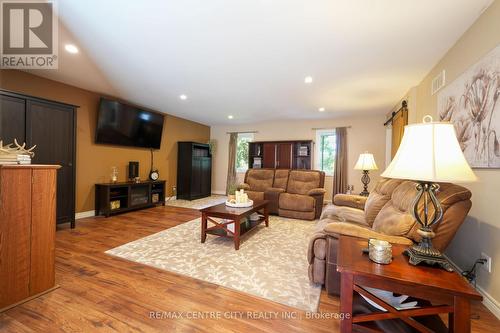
[30,0,493,125]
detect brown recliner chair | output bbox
[308,178,472,295]
[279,170,326,220]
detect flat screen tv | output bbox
[95,98,164,149]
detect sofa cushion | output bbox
[279,193,315,212]
[333,194,367,210]
[320,205,367,226]
[364,178,403,227]
[372,181,417,237]
[246,169,275,192]
[273,169,290,189]
[246,190,264,201]
[286,170,322,195]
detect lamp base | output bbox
[403,243,453,272]
[359,170,370,197]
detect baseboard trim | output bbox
[212,190,226,195]
[75,210,95,219]
[165,196,176,201]
[444,254,500,319]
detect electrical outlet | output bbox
[172,186,177,195]
[481,252,492,273]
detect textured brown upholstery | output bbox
[307,178,472,295]
[239,169,326,220]
[333,194,367,210]
[273,169,290,189]
[279,170,325,220]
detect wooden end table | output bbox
[200,199,269,250]
[337,235,482,333]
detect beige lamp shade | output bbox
[382,116,477,183]
[354,152,378,171]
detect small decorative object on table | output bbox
[368,239,392,264]
[226,189,253,208]
[110,166,118,183]
[354,152,378,196]
[0,138,36,165]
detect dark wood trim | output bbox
[384,100,408,126]
[0,88,80,108]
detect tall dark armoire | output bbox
[0,89,77,228]
[177,142,212,200]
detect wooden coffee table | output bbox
[337,235,482,333]
[200,199,269,250]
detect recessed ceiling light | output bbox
[179,94,187,100]
[304,76,313,84]
[227,115,234,119]
[318,107,326,112]
[64,44,79,54]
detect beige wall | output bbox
[399,1,500,310]
[0,69,210,213]
[211,114,386,201]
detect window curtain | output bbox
[333,127,348,197]
[391,108,408,158]
[226,133,238,195]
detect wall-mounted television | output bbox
[95,98,164,149]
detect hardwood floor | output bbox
[0,206,498,332]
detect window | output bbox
[236,133,254,173]
[315,129,336,175]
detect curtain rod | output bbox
[384,100,408,126]
[226,131,258,134]
[311,126,351,130]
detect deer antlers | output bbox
[0,139,37,157]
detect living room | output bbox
[1,1,500,332]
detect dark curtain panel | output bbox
[226,133,238,195]
[333,127,348,197]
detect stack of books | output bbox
[0,154,32,165]
[253,157,262,168]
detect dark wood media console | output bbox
[95,180,166,217]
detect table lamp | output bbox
[381,115,476,270]
[354,152,378,196]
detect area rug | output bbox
[166,195,227,210]
[106,215,321,312]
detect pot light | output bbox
[227,115,234,119]
[64,44,79,54]
[179,94,187,100]
[318,107,325,112]
[304,76,313,84]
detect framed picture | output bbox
[437,44,500,168]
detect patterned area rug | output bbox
[106,215,321,312]
[166,195,227,210]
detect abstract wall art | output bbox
[438,45,500,168]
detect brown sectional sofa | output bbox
[308,178,472,295]
[238,168,326,220]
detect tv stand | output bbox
[95,180,166,217]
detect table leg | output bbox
[234,217,241,250]
[201,212,207,243]
[264,205,269,227]
[340,272,353,333]
[452,296,470,333]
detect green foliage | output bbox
[320,133,336,174]
[236,137,250,171]
[227,183,238,195]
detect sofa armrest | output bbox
[308,188,326,196]
[323,222,414,246]
[333,194,367,210]
[237,183,250,190]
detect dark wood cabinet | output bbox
[177,142,212,200]
[0,90,77,227]
[249,140,312,170]
[95,180,166,217]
